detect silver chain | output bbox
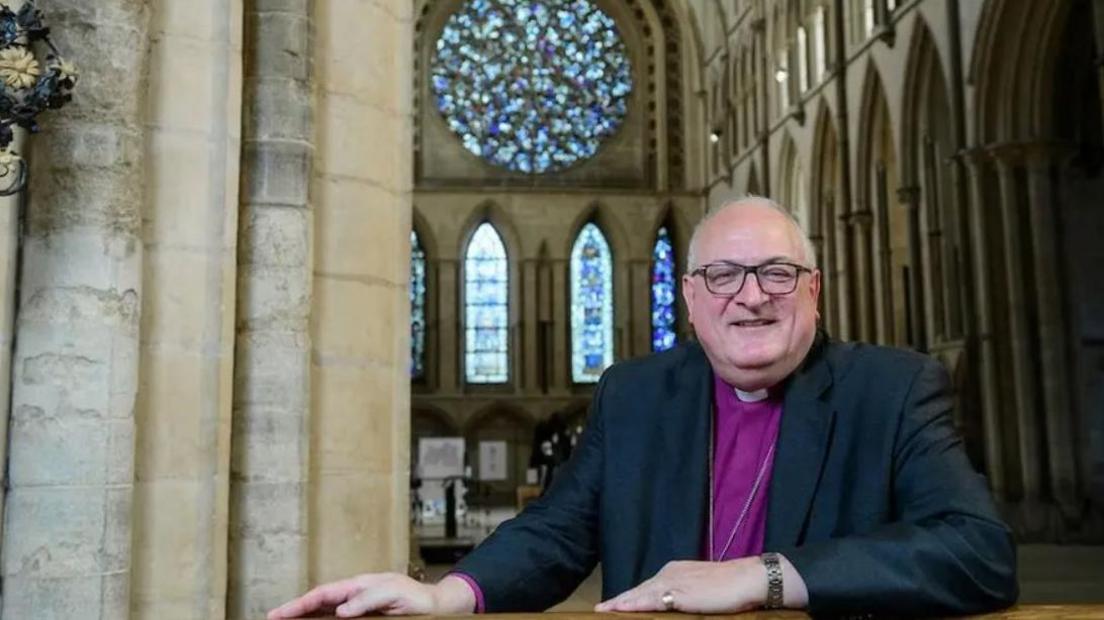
[710,441,776,562]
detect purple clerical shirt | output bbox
[707,374,783,561]
[452,374,784,612]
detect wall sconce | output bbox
[0,1,78,196]
[709,129,722,144]
[774,67,788,83]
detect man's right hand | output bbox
[267,573,476,618]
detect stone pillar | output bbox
[437,259,459,391]
[130,1,243,618]
[0,152,18,571]
[960,149,1006,499]
[834,206,853,341]
[228,1,314,617]
[848,209,875,342]
[309,0,413,584]
[0,2,149,618]
[809,233,831,331]
[898,185,927,351]
[537,247,553,392]
[1023,144,1080,516]
[630,258,651,357]
[551,258,569,391]
[990,146,1042,503]
[521,258,539,390]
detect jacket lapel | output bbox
[765,337,836,549]
[662,343,712,562]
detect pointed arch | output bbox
[569,221,615,383]
[746,162,761,196]
[901,15,962,349]
[856,63,904,345]
[971,0,1074,144]
[463,221,510,384]
[778,132,810,232]
[650,208,678,352]
[810,100,847,338]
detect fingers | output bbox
[595,585,668,613]
[268,578,363,619]
[336,589,401,618]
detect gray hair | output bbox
[686,195,818,271]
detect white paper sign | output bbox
[479,440,508,481]
[418,437,465,479]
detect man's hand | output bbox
[594,555,808,613]
[267,573,476,618]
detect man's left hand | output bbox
[594,555,808,613]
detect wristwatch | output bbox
[761,552,784,609]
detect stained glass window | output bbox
[431,0,633,174]
[411,230,427,379]
[465,223,509,383]
[651,226,677,352]
[570,223,613,383]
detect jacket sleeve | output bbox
[781,358,1018,616]
[450,374,607,612]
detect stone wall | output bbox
[0,1,415,618]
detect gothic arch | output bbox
[778,132,810,231]
[900,15,963,349]
[810,100,847,338]
[856,63,904,345]
[563,201,630,262]
[967,0,1104,533]
[972,0,1074,144]
[457,201,523,263]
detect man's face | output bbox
[681,203,820,390]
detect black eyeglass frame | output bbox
[689,260,813,297]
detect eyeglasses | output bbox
[690,261,812,296]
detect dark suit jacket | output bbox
[453,335,1018,616]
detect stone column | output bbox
[129,1,243,618]
[228,1,314,617]
[437,258,459,391]
[898,185,927,350]
[309,0,413,583]
[537,247,553,392]
[990,145,1042,503]
[630,258,651,357]
[0,2,149,618]
[1023,144,1080,516]
[834,207,853,341]
[960,149,1006,499]
[0,150,18,569]
[521,258,539,390]
[551,258,569,391]
[848,209,875,342]
[809,233,831,331]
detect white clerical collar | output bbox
[733,387,770,402]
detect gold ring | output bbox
[660,591,675,611]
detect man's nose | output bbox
[733,272,769,306]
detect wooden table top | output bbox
[300,606,1103,619]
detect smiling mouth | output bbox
[731,319,776,327]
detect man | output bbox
[269,197,1017,618]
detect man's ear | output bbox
[681,274,696,325]
[810,269,822,307]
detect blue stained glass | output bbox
[570,223,613,383]
[431,0,632,174]
[465,223,509,383]
[410,230,427,378]
[651,226,677,352]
